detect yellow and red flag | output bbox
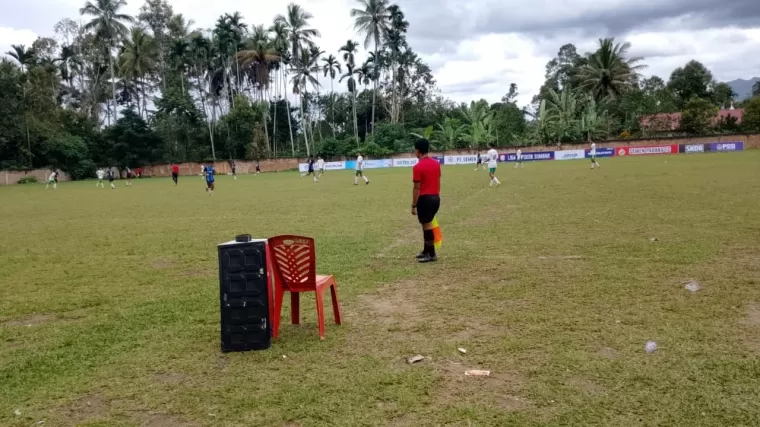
[431,216,443,250]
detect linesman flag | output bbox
[431,216,443,250]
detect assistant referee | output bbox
[411,138,441,263]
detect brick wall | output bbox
[3,134,758,184]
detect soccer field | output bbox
[2,152,760,426]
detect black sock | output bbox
[423,229,435,257]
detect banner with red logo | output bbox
[616,144,678,156]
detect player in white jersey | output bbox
[316,157,325,180]
[45,171,58,190]
[354,152,369,185]
[590,142,601,169]
[514,149,523,168]
[96,168,105,187]
[486,145,501,187]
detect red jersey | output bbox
[172,165,179,174]
[412,157,440,196]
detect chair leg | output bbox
[273,287,285,339]
[330,284,341,325]
[315,291,326,340]
[290,292,300,325]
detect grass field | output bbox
[2,152,760,427]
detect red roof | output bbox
[639,109,744,131]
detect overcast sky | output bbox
[2,0,759,106]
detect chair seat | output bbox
[316,274,333,284]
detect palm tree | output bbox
[6,44,36,166]
[579,37,646,100]
[291,49,320,155]
[270,20,295,155]
[275,3,320,71]
[120,26,158,119]
[237,26,280,100]
[321,54,341,139]
[383,5,407,122]
[351,0,390,135]
[340,40,360,142]
[80,0,135,125]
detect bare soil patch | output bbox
[2,313,57,327]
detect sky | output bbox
[2,0,760,106]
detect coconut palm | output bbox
[6,44,36,165]
[275,3,320,70]
[237,26,280,100]
[351,0,390,135]
[340,40,360,142]
[120,27,158,119]
[291,49,320,155]
[322,54,341,138]
[80,0,135,124]
[579,37,646,100]
[270,20,295,155]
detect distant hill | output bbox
[727,77,759,100]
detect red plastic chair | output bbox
[268,235,341,340]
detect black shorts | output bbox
[206,181,214,188]
[232,168,236,174]
[416,195,440,224]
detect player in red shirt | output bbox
[411,138,441,263]
[171,163,179,185]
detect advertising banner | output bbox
[433,156,445,164]
[707,142,744,152]
[585,148,615,158]
[444,154,478,165]
[554,149,586,161]
[679,144,706,154]
[616,144,678,156]
[392,158,418,167]
[501,151,554,162]
[298,161,345,172]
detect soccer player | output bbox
[411,139,441,263]
[306,156,317,182]
[107,168,115,189]
[45,170,58,190]
[171,163,179,185]
[317,156,325,179]
[475,152,483,171]
[255,162,261,175]
[231,160,237,180]
[486,144,501,187]
[96,168,105,188]
[205,163,215,195]
[354,152,369,185]
[514,148,523,168]
[125,167,133,187]
[590,142,601,169]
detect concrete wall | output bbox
[3,133,758,184]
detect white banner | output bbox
[363,159,393,169]
[392,158,418,167]
[554,149,586,161]
[444,155,478,165]
[298,161,345,172]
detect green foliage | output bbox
[741,96,760,133]
[679,97,719,135]
[668,61,713,108]
[367,122,411,152]
[104,107,161,167]
[17,176,39,184]
[48,134,95,180]
[357,141,391,157]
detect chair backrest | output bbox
[268,235,317,292]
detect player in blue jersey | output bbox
[204,163,215,195]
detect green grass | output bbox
[2,152,760,426]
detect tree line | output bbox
[2,0,760,178]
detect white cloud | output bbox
[0,27,39,58]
